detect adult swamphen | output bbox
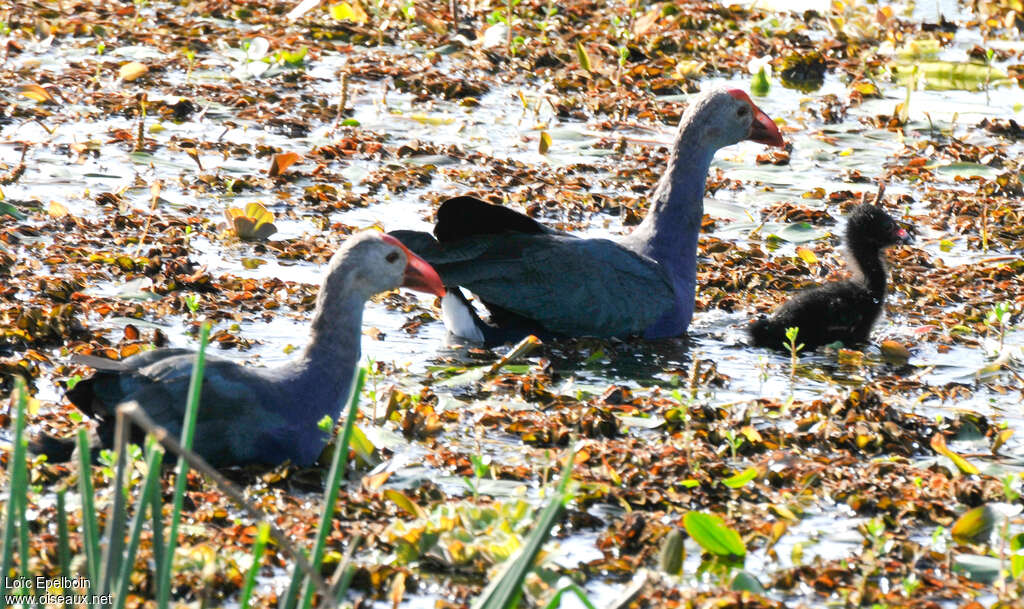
[748,204,913,351]
[391,89,784,345]
[33,232,444,467]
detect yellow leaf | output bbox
[538,131,551,154]
[880,340,910,364]
[384,489,426,519]
[951,505,995,545]
[770,504,800,522]
[18,84,57,104]
[409,113,455,126]
[795,246,818,264]
[739,425,762,443]
[930,433,980,475]
[119,61,149,82]
[993,428,1013,454]
[48,201,69,218]
[330,2,367,23]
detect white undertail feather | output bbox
[442,290,485,343]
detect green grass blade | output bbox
[471,443,576,609]
[114,438,164,609]
[157,322,210,609]
[56,488,72,609]
[148,439,165,585]
[239,522,270,609]
[294,366,366,609]
[100,409,132,596]
[77,428,102,590]
[1,378,29,596]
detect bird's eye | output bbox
[737,106,749,117]
[385,252,400,263]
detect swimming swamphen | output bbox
[390,88,784,344]
[748,204,913,351]
[34,232,445,467]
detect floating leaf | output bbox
[241,257,267,269]
[385,489,426,519]
[409,114,455,126]
[119,61,148,81]
[47,201,69,218]
[1011,533,1024,579]
[893,61,1013,91]
[349,425,378,465]
[879,340,910,364]
[952,554,1001,583]
[769,222,830,243]
[658,529,684,575]
[930,433,980,475]
[952,505,995,545]
[731,571,766,594]
[722,467,758,489]
[268,152,301,177]
[0,201,27,221]
[538,131,551,155]
[225,202,277,241]
[993,428,1013,454]
[17,84,57,104]
[575,41,592,73]
[683,511,746,559]
[795,246,818,264]
[330,1,368,23]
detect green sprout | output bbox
[724,429,744,461]
[985,301,1011,353]
[784,326,804,382]
[183,293,201,316]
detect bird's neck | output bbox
[625,132,715,280]
[847,240,887,297]
[280,278,367,423]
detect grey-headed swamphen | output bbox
[34,232,444,467]
[390,89,785,345]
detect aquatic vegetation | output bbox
[225,202,279,241]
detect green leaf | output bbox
[683,511,746,558]
[658,529,684,575]
[349,425,377,465]
[952,553,1001,583]
[951,505,995,545]
[731,570,766,594]
[471,445,575,609]
[1010,533,1024,579]
[0,201,27,221]
[722,467,758,489]
[769,222,831,244]
[575,41,591,73]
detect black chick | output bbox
[749,204,913,351]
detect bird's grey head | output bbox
[325,231,411,298]
[323,231,445,301]
[678,89,784,151]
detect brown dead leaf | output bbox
[18,84,57,104]
[268,152,301,177]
